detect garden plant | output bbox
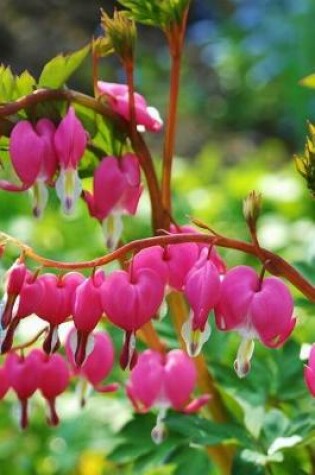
[0,1,315,474]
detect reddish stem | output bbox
[14,232,315,302]
[162,8,190,225]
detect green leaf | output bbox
[14,70,36,98]
[108,414,183,474]
[262,410,290,446]
[168,446,214,475]
[118,0,190,29]
[232,448,284,474]
[166,414,253,447]
[0,66,15,102]
[38,44,90,89]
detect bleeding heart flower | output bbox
[305,345,315,396]
[72,270,105,366]
[83,154,143,250]
[5,350,42,428]
[170,224,226,275]
[97,81,163,132]
[126,349,210,443]
[101,268,164,369]
[35,350,70,425]
[54,107,87,215]
[132,243,200,292]
[1,260,27,330]
[66,329,118,406]
[1,269,44,354]
[214,265,296,377]
[183,248,221,356]
[35,272,84,353]
[0,119,58,217]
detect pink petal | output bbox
[54,107,87,169]
[9,121,44,185]
[164,350,197,409]
[214,266,257,331]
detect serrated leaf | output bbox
[300,73,315,89]
[38,44,90,89]
[14,70,36,98]
[118,0,190,29]
[0,66,15,102]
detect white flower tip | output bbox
[181,316,211,357]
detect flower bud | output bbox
[243,190,262,232]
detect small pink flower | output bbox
[131,246,170,286]
[36,350,70,426]
[97,81,163,132]
[126,349,210,443]
[183,249,221,356]
[72,270,105,366]
[170,224,226,275]
[214,265,296,377]
[0,119,58,217]
[54,107,87,215]
[66,329,118,405]
[132,243,200,292]
[305,345,315,396]
[83,154,143,250]
[5,350,42,428]
[101,268,164,369]
[36,272,84,353]
[1,260,27,330]
[1,269,45,354]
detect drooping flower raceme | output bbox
[83,154,143,250]
[101,268,164,369]
[97,81,163,132]
[126,349,210,443]
[54,107,88,215]
[183,248,221,356]
[0,119,58,217]
[214,265,296,377]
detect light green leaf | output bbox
[0,66,15,102]
[14,70,36,98]
[38,44,90,89]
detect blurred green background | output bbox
[1,0,315,474]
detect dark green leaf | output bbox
[232,451,265,475]
[166,414,253,447]
[168,446,214,475]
